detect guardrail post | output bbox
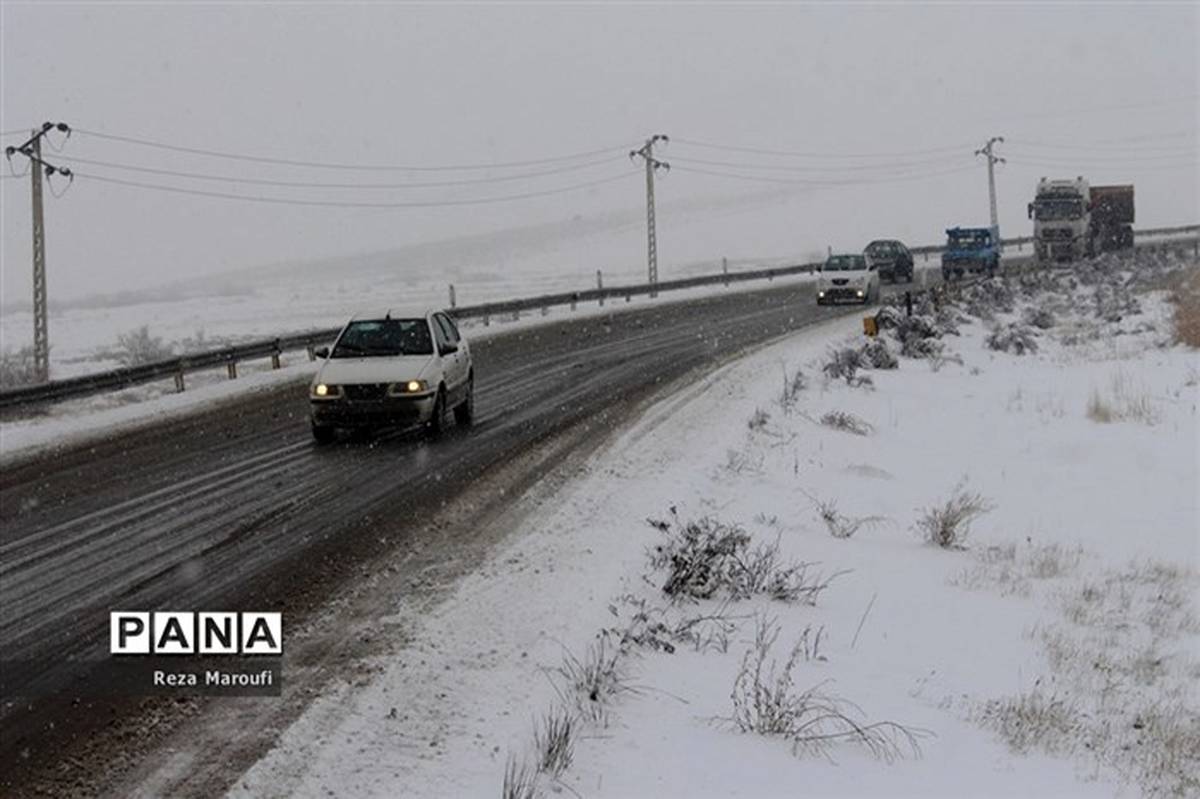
[483,311,490,326]
[306,343,316,361]
[512,309,520,322]
[174,365,186,393]
[626,293,631,302]
[449,284,456,309]
[271,340,282,370]
[541,305,549,316]
[722,257,729,287]
[570,292,578,311]
[597,271,604,306]
[923,252,929,263]
[227,359,237,380]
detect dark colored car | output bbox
[864,239,914,283]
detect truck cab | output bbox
[1028,177,1089,262]
[941,226,1001,281]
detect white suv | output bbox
[816,254,880,305]
[309,309,474,443]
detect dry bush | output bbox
[113,325,175,366]
[533,707,575,778]
[859,337,899,369]
[820,410,873,436]
[647,514,839,604]
[821,346,874,388]
[555,635,630,723]
[808,494,885,540]
[607,596,740,655]
[1169,268,1200,347]
[1086,371,1159,425]
[748,407,771,431]
[780,366,807,413]
[916,481,994,549]
[729,617,925,762]
[502,756,538,799]
[0,345,39,388]
[986,323,1039,355]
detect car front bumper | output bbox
[310,394,436,428]
[818,287,869,303]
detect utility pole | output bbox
[630,134,669,297]
[6,122,72,384]
[975,136,1005,232]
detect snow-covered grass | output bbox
[230,249,1198,798]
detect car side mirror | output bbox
[314,346,330,359]
[1027,203,1033,220]
[440,342,458,356]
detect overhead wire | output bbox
[69,169,638,208]
[670,136,976,159]
[72,127,636,172]
[50,152,623,189]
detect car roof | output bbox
[866,239,903,246]
[827,253,864,258]
[349,308,441,322]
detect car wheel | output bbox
[428,387,448,436]
[454,376,475,427]
[311,423,336,445]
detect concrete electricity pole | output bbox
[975,136,1006,232]
[630,134,669,297]
[5,122,72,383]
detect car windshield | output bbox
[1034,199,1084,221]
[331,319,433,358]
[824,255,866,271]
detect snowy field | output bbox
[0,202,824,382]
[230,251,1199,798]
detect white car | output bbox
[816,254,880,305]
[309,308,474,443]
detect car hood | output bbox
[818,270,871,286]
[313,355,435,385]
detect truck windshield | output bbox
[331,319,434,358]
[948,233,989,249]
[824,255,866,271]
[1034,199,1083,221]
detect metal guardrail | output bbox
[1,225,1196,411]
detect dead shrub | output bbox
[986,323,1039,355]
[820,410,873,436]
[502,756,538,799]
[916,481,994,549]
[728,617,925,762]
[113,325,175,366]
[0,345,39,388]
[647,513,838,604]
[533,706,575,777]
[808,494,885,540]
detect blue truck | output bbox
[941,226,1001,280]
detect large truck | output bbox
[1027,178,1134,262]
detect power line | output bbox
[72,127,635,172]
[69,169,637,208]
[669,163,979,186]
[671,136,975,159]
[50,152,622,189]
[668,153,976,174]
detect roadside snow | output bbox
[230,256,1199,798]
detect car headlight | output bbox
[856,290,865,298]
[818,290,826,297]
[311,383,342,399]
[387,379,428,396]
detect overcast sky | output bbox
[1,2,1196,304]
